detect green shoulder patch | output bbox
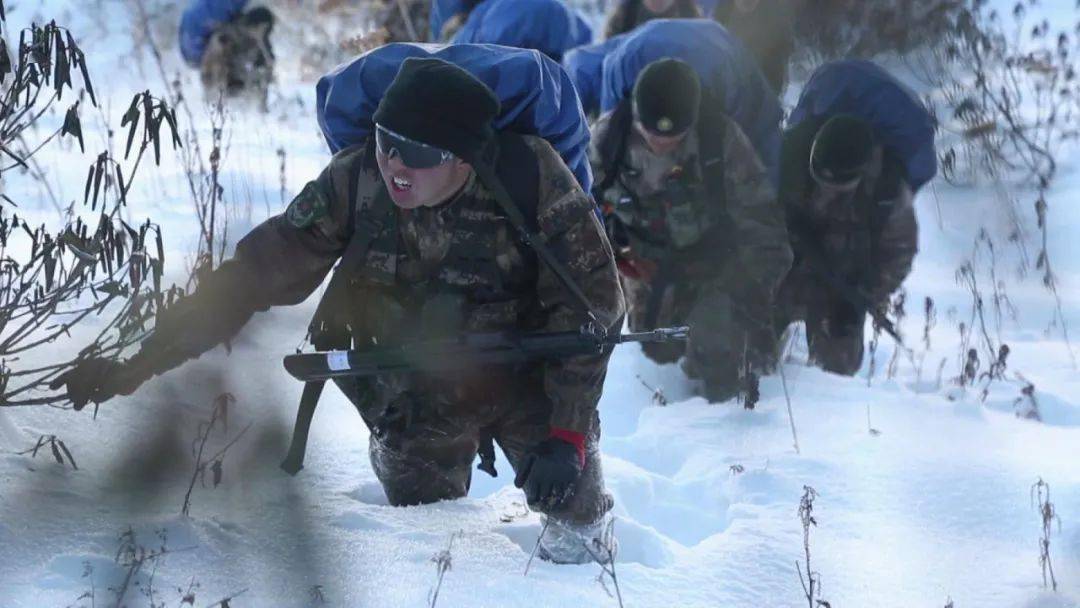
[285,181,330,229]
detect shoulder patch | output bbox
[286,181,329,229]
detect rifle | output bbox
[279,325,687,475]
[282,326,690,382]
[793,229,903,345]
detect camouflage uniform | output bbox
[590,106,792,399]
[144,135,624,525]
[776,121,918,375]
[603,0,701,39]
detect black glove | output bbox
[49,357,148,411]
[513,437,584,511]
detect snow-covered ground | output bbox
[1,1,1078,607]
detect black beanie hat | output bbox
[373,57,501,161]
[632,58,701,136]
[810,114,876,184]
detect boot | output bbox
[537,512,618,565]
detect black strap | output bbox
[282,146,393,476]
[472,138,605,334]
[593,100,634,201]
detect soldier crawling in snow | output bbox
[774,115,919,375]
[53,58,625,564]
[179,0,275,105]
[590,59,792,402]
[774,59,932,376]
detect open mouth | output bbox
[390,176,412,193]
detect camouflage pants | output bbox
[622,270,766,401]
[333,372,613,525]
[775,266,866,376]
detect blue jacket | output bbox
[316,43,594,193]
[451,0,593,63]
[561,36,626,117]
[789,59,938,191]
[600,19,782,183]
[179,0,249,66]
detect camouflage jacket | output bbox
[590,106,793,305]
[779,122,918,305]
[141,135,624,435]
[602,0,700,40]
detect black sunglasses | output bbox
[375,124,454,169]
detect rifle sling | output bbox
[282,153,393,476]
[472,157,605,330]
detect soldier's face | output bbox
[634,120,688,156]
[376,147,473,209]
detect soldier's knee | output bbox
[368,435,476,506]
[641,341,684,364]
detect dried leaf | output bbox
[57,440,78,470]
[50,440,64,466]
[69,37,95,105]
[115,164,126,203]
[212,460,223,487]
[61,103,84,152]
[30,435,45,458]
[83,163,94,206]
[0,39,10,85]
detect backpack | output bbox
[450,0,593,63]
[598,18,782,184]
[562,36,627,118]
[315,42,594,195]
[788,59,938,192]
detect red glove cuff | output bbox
[550,427,586,468]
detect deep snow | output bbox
[0,1,1078,607]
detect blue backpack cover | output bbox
[316,43,594,193]
[600,19,782,183]
[179,0,249,66]
[450,0,593,63]
[561,36,626,117]
[789,59,938,191]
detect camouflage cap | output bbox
[632,58,701,136]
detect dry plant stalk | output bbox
[428,531,461,608]
[635,374,668,406]
[0,7,178,410]
[1031,477,1061,591]
[583,518,624,608]
[181,393,252,516]
[796,485,830,608]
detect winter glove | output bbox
[514,432,585,511]
[49,357,149,411]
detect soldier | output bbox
[603,0,701,39]
[52,58,625,564]
[179,0,275,104]
[713,0,794,93]
[774,114,918,375]
[590,59,791,402]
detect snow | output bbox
[1,0,1079,607]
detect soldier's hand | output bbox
[48,357,147,411]
[514,436,584,511]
